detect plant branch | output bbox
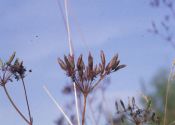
[73,82,81,125]
[3,85,30,124]
[164,64,174,125]
[43,85,74,125]
[21,77,33,125]
[90,74,106,92]
[64,0,74,56]
[82,94,87,125]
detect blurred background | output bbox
[0,0,175,125]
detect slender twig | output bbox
[21,77,33,125]
[64,0,81,125]
[64,0,73,55]
[43,85,74,125]
[3,85,30,124]
[91,74,106,92]
[73,82,81,125]
[82,94,87,125]
[164,63,174,125]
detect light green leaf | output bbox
[7,52,16,65]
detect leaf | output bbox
[146,98,152,110]
[7,52,16,65]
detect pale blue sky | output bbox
[0,0,174,125]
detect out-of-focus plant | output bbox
[0,52,33,125]
[141,69,175,125]
[58,51,126,125]
[56,77,114,125]
[114,97,160,125]
[148,0,175,49]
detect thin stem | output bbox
[21,77,33,125]
[82,94,87,125]
[90,74,106,92]
[73,82,81,125]
[164,65,174,125]
[3,85,30,124]
[64,0,74,56]
[43,85,73,125]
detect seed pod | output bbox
[120,100,126,112]
[88,52,93,71]
[58,58,67,70]
[7,52,16,65]
[96,67,101,75]
[99,63,104,74]
[105,62,110,71]
[64,55,71,69]
[100,50,106,68]
[109,54,118,70]
[94,65,97,73]
[94,65,99,75]
[111,60,118,70]
[132,97,135,108]
[114,64,126,71]
[115,101,119,113]
[77,54,84,79]
[77,54,83,70]
[68,55,75,69]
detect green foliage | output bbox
[142,69,175,125]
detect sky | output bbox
[0,0,175,125]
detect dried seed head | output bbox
[77,54,83,69]
[58,50,126,96]
[100,50,106,68]
[58,58,67,71]
[115,101,120,113]
[120,100,126,112]
[64,55,71,69]
[77,54,84,80]
[88,52,93,71]
[114,64,126,71]
[68,55,75,69]
[109,54,118,70]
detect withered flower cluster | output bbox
[58,50,126,95]
[0,52,30,86]
[0,52,33,125]
[115,97,160,125]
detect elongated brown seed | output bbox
[58,58,67,70]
